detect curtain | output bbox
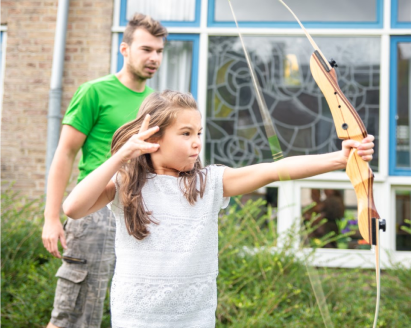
[127,0,196,21]
[147,40,192,94]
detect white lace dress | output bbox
[110,165,229,328]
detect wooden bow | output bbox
[227,0,386,327]
[277,1,386,327]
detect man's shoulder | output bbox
[82,74,116,89]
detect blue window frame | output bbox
[119,0,201,27]
[208,0,383,28]
[390,36,411,176]
[116,34,200,100]
[391,0,411,28]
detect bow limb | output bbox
[227,0,284,163]
[279,1,386,328]
[227,1,332,327]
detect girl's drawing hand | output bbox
[340,134,375,164]
[118,114,160,162]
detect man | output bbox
[42,13,167,328]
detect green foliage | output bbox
[401,219,411,234]
[0,186,111,327]
[216,197,411,327]
[1,189,410,327]
[1,186,58,326]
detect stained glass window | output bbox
[206,36,380,170]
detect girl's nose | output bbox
[192,138,201,149]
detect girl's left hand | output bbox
[341,134,375,162]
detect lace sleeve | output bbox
[210,165,230,209]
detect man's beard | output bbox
[126,62,152,81]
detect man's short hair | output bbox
[123,13,168,45]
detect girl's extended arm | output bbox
[63,115,159,219]
[222,135,375,198]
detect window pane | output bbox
[301,188,371,250]
[396,43,411,168]
[398,0,411,22]
[0,32,3,86]
[147,40,193,93]
[396,190,411,251]
[214,0,377,22]
[206,36,380,170]
[117,36,194,94]
[127,0,196,21]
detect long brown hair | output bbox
[111,90,207,240]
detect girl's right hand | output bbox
[117,114,160,162]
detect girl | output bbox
[63,90,374,328]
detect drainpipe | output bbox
[45,0,70,191]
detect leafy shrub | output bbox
[0,186,111,327]
[1,188,410,327]
[216,197,411,327]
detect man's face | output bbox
[122,28,164,80]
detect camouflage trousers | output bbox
[50,206,116,328]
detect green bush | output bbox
[1,188,410,327]
[217,197,411,327]
[0,186,111,327]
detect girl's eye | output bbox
[183,132,190,136]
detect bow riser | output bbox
[310,51,380,244]
[310,52,367,141]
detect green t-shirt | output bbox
[62,74,154,183]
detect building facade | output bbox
[1,0,410,266]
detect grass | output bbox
[1,187,410,327]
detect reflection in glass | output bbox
[301,188,371,250]
[127,0,196,21]
[215,0,377,22]
[147,40,192,93]
[206,36,380,170]
[398,0,411,22]
[396,190,411,251]
[396,43,411,168]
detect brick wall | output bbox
[1,0,114,198]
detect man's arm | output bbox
[42,125,86,258]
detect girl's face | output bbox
[151,109,202,176]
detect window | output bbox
[111,0,411,268]
[206,36,380,170]
[301,187,371,250]
[120,0,201,27]
[116,34,199,98]
[209,0,383,28]
[391,0,411,28]
[390,37,411,175]
[395,189,411,251]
